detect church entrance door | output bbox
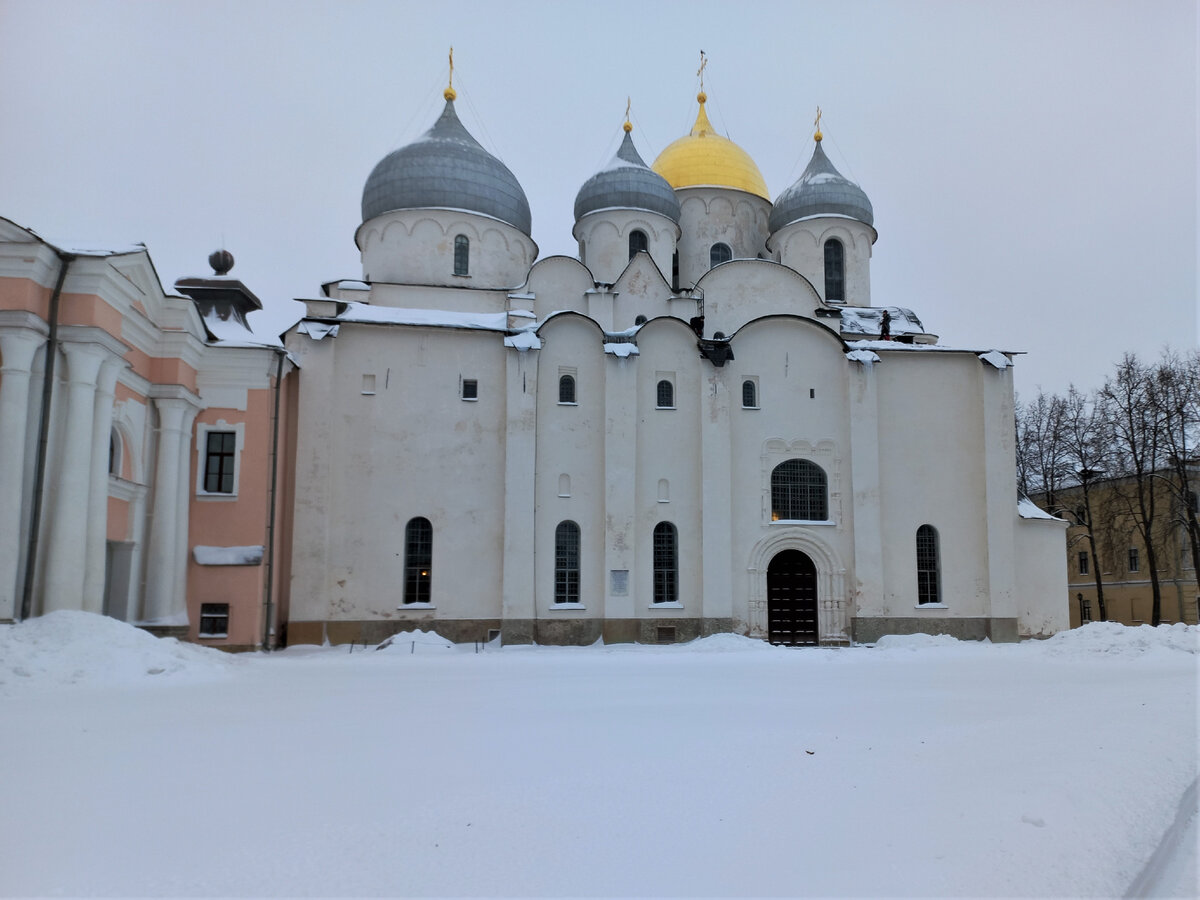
[767,550,819,646]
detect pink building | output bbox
[0,217,295,650]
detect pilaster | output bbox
[142,397,194,623]
[43,341,107,612]
[82,357,124,612]
[500,347,538,641]
[0,328,46,620]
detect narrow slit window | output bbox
[824,238,845,302]
[454,234,469,276]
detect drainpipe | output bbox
[261,347,285,650]
[20,250,74,621]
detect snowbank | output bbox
[0,611,235,690]
[1040,621,1199,656]
[874,632,966,650]
[375,629,454,653]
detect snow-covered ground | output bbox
[1,613,1196,898]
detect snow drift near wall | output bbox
[0,611,235,690]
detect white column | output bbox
[0,330,46,620]
[43,342,106,612]
[81,358,123,612]
[172,406,198,619]
[142,398,190,623]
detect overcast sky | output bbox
[1,0,1195,398]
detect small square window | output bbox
[655,626,677,644]
[361,374,376,395]
[462,379,478,401]
[199,603,229,637]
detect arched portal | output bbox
[767,550,819,646]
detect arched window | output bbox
[656,379,674,408]
[453,234,469,276]
[653,522,678,604]
[628,229,648,260]
[559,374,576,404]
[554,521,581,604]
[824,238,845,302]
[403,517,433,604]
[710,242,732,268]
[742,380,757,408]
[108,428,121,476]
[770,459,828,521]
[916,525,940,605]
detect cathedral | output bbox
[0,70,1068,648]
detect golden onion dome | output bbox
[651,93,770,200]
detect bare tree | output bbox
[1060,385,1109,620]
[1153,350,1200,609]
[1101,354,1167,625]
[1016,390,1068,504]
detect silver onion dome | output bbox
[769,139,874,233]
[574,130,681,225]
[361,99,532,235]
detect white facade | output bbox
[282,96,1069,646]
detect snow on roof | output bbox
[504,332,542,350]
[604,342,639,357]
[46,239,147,257]
[335,280,370,291]
[978,350,1012,369]
[838,306,925,336]
[202,309,283,348]
[1018,495,1061,520]
[845,348,880,364]
[193,545,265,566]
[845,339,1022,356]
[333,303,510,331]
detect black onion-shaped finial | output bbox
[209,249,234,276]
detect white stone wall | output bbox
[357,209,537,291]
[674,189,771,290]
[572,209,678,287]
[768,217,877,307]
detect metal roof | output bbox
[361,100,532,235]
[769,140,874,232]
[574,131,681,224]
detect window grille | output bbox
[824,238,845,302]
[199,603,229,637]
[1078,593,1092,623]
[404,517,433,604]
[454,234,469,275]
[656,380,674,408]
[462,379,478,400]
[770,459,828,521]
[554,521,580,604]
[628,229,648,260]
[916,525,940,605]
[742,380,757,408]
[204,431,236,493]
[559,374,576,404]
[710,242,732,268]
[653,522,678,604]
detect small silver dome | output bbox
[574,131,681,225]
[769,140,873,233]
[362,99,532,235]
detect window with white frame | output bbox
[198,603,229,637]
[195,421,245,497]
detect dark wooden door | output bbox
[767,550,818,646]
